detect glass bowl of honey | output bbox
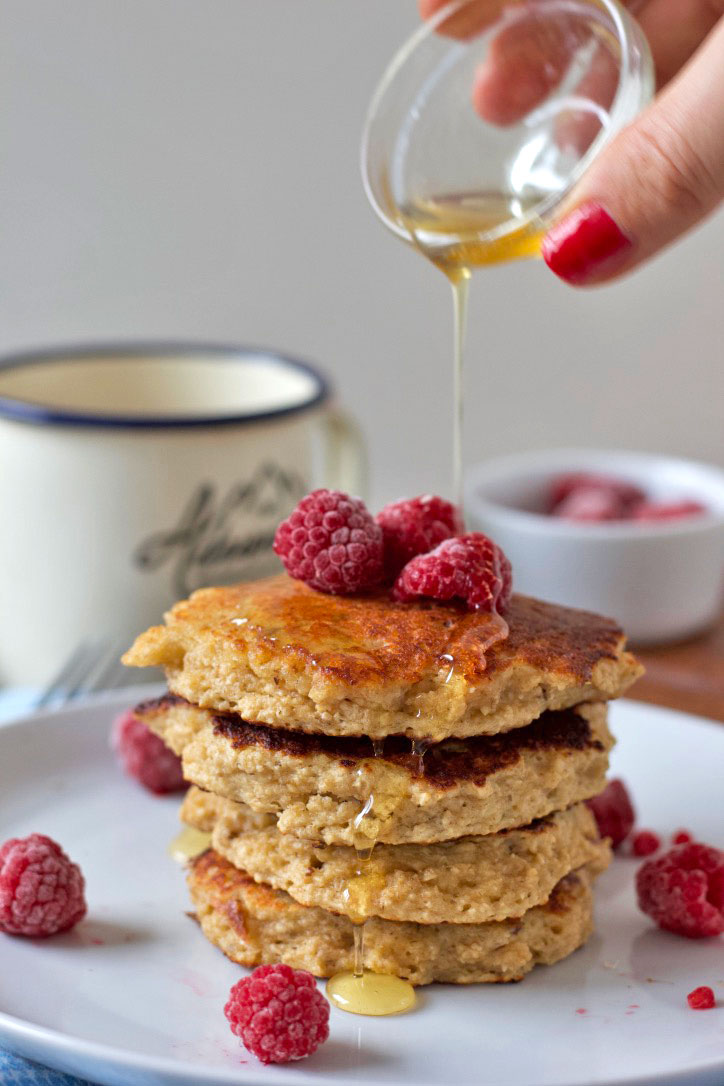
[361,0,654,280]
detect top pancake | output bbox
[123,573,641,741]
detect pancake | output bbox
[181,788,610,925]
[123,574,641,741]
[188,850,598,985]
[136,695,613,845]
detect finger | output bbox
[636,0,724,85]
[471,16,585,126]
[542,18,724,286]
[464,0,720,128]
[479,0,722,147]
[552,43,619,156]
[417,0,506,41]
[418,0,452,15]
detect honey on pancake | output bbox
[168,826,212,863]
[328,738,417,1016]
[410,738,429,777]
[222,586,511,1013]
[327,605,508,1013]
[222,576,511,700]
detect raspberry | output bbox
[392,532,512,613]
[0,834,86,937]
[549,472,645,512]
[551,485,625,522]
[585,779,635,848]
[636,842,724,939]
[375,495,463,581]
[111,709,186,794]
[224,963,330,1064]
[632,830,661,857]
[632,500,707,521]
[687,986,716,1010]
[673,830,693,845]
[274,489,384,595]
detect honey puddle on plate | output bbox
[327,957,416,1017]
[168,826,211,863]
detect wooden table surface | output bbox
[626,611,724,723]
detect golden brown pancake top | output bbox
[141,572,625,690]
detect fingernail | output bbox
[542,202,633,284]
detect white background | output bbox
[1,0,723,507]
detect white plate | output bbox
[0,690,723,1086]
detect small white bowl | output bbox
[465,449,724,645]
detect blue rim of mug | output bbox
[0,341,330,429]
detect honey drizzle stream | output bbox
[411,738,430,778]
[389,184,544,506]
[350,737,383,978]
[327,738,416,1015]
[451,275,469,510]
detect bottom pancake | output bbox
[181,786,610,925]
[188,850,598,985]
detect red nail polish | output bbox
[542,202,632,284]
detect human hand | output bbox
[419,0,724,286]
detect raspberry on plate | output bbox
[636,842,724,939]
[111,709,186,794]
[274,489,384,595]
[392,532,512,613]
[0,834,86,937]
[672,830,693,845]
[224,963,330,1064]
[632,830,661,857]
[585,779,635,848]
[687,986,716,1010]
[376,495,463,581]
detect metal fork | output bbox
[35,638,133,710]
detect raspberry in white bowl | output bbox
[466,449,724,644]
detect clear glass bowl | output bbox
[362,0,654,275]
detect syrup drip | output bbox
[353,923,365,980]
[454,609,510,671]
[167,827,211,863]
[327,737,416,1016]
[411,738,430,777]
[451,276,469,509]
[419,611,509,709]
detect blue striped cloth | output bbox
[0,690,97,1086]
[0,1050,93,1086]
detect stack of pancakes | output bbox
[124,574,641,985]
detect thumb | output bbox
[542,18,724,286]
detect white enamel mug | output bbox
[0,342,365,685]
